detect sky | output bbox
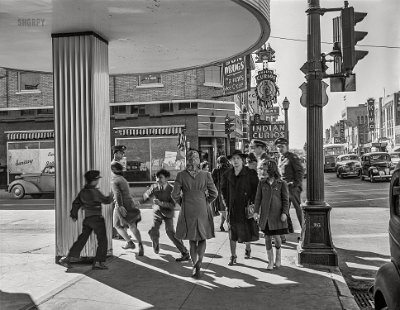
[264,0,400,149]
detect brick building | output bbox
[0,65,248,186]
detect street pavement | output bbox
[0,173,390,310]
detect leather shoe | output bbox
[92,262,108,270]
[122,240,136,250]
[176,252,190,262]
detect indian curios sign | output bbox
[250,121,286,152]
[223,56,248,96]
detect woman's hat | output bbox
[227,150,248,160]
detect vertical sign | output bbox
[223,56,247,96]
[367,98,375,130]
[339,120,345,143]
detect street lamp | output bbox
[282,97,290,146]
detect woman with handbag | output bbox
[221,150,259,265]
[254,160,289,270]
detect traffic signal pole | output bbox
[298,0,338,266]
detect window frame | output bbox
[17,72,42,94]
[160,103,173,113]
[204,65,223,88]
[130,105,146,115]
[136,73,164,89]
[178,102,198,110]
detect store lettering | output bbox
[15,159,33,166]
[224,61,245,75]
[252,131,285,139]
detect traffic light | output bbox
[225,115,235,135]
[341,5,368,73]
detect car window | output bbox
[349,155,359,160]
[391,154,399,159]
[44,166,55,174]
[370,154,389,161]
[341,156,349,161]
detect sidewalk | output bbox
[0,209,359,310]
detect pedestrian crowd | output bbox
[59,137,304,278]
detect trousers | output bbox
[69,215,107,262]
[148,210,187,254]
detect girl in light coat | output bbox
[254,160,289,270]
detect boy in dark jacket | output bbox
[58,170,113,270]
[142,169,190,262]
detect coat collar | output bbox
[227,166,249,181]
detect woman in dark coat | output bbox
[254,160,289,270]
[211,155,231,231]
[171,150,218,279]
[221,150,259,265]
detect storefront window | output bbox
[116,137,185,183]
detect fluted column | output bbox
[53,32,112,259]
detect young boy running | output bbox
[59,170,113,270]
[142,169,190,262]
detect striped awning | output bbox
[114,126,184,137]
[6,130,54,141]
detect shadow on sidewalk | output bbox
[0,290,38,310]
[62,246,353,309]
[336,247,390,291]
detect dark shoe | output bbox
[281,236,287,244]
[228,255,237,266]
[176,252,190,262]
[150,236,159,254]
[245,249,251,259]
[191,261,201,279]
[122,240,136,250]
[58,256,72,268]
[138,243,144,256]
[220,225,225,232]
[92,262,108,270]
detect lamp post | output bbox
[282,97,290,147]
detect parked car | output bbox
[389,152,400,166]
[359,152,394,183]
[324,154,338,172]
[371,165,400,309]
[335,154,361,178]
[8,164,55,199]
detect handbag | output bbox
[245,203,255,219]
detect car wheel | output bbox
[11,184,25,199]
[369,172,375,183]
[31,194,42,199]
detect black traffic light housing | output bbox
[224,115,235,135]
[341,5,368,73]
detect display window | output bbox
[116,137,185,183]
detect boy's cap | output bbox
[112,145,126,154]
[84,170,102,181]
[274,138,288,146]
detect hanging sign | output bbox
[367,98,375,130]
[255,69,278,109]
[223,56,247,96]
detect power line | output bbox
[270,35,400,49]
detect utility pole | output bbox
[298,0,338,266]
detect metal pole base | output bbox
[297,202,338,267]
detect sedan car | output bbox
[8,164,55,199]
[371,165,400,310]
[335,154,361,178]
[389,152,400,166]
[359,152,394,182]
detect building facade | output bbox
[0,65,252,185]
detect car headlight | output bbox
[372,168,378,173]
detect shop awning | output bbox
[6,130,54,141]
[114,126,185,137]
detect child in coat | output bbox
[59,170,113,270]
[254,160,289,270]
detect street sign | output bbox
[264,107,280,116]
[299,82,307,107]
[322,81,329,106]
[249,121,286,141]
